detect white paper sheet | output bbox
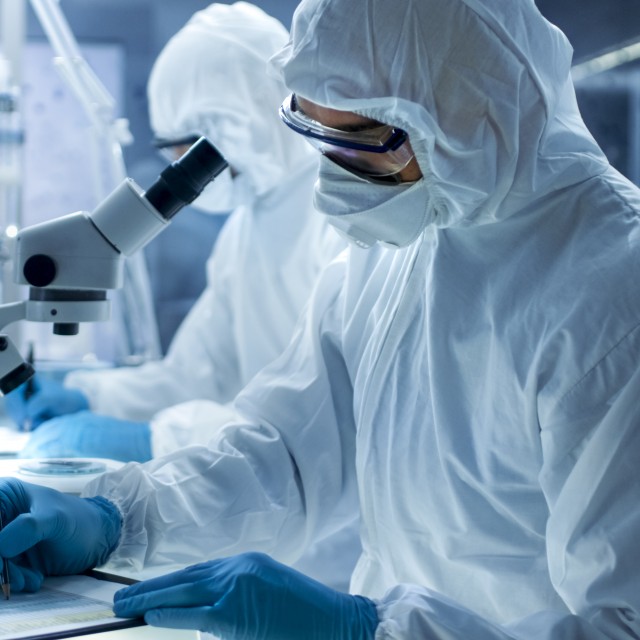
[0,573,141,640]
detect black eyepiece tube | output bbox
[144,137,228,220]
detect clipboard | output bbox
[0,569,145,640]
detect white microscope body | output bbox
[0,137,227,394]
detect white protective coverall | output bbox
[67,2,358,591]
[85,0,640,637]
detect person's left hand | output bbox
[113,552,379,640]
[20,411,152,463]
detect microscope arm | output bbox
[0,301,29,394]
[0,301,27,332]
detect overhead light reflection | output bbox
[572,38,640,82]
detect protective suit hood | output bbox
[149,1,315,197]
[271,0,610,228]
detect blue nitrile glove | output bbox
[4,374,89,431]
[20,411,152,463]
[114,552,379,640]
[0,478,121,592]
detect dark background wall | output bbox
[537,0,640,186]
[536,0,640,62]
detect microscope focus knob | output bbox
[23,254,57,287]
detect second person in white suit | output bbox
[8,2,358,592]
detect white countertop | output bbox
[73,625,198,639]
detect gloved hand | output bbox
[20,411,152,463]
[4,374,89,431]
[0,478,121,592]
[114,552,379,640]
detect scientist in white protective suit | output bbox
[2,0,640,638]
[5,2,360,593]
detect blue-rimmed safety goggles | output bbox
[152,134,201,163]
[279,94,414,178]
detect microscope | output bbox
[0,136,227,395]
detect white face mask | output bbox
[313,156,433,249]
[192,168,235,214]
[192,169,257,214]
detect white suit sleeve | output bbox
[374,342,640,639]
[148,399,237,458]
[82,257,359,572]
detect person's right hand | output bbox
[4,374,89,431]
[0,478,121,592]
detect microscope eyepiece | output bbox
[144,137,228,220]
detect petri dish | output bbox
[19,459,107,476]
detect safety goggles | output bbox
[279,94,415,179]
[152,134,201,163]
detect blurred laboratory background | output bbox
[0,0,638,368]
